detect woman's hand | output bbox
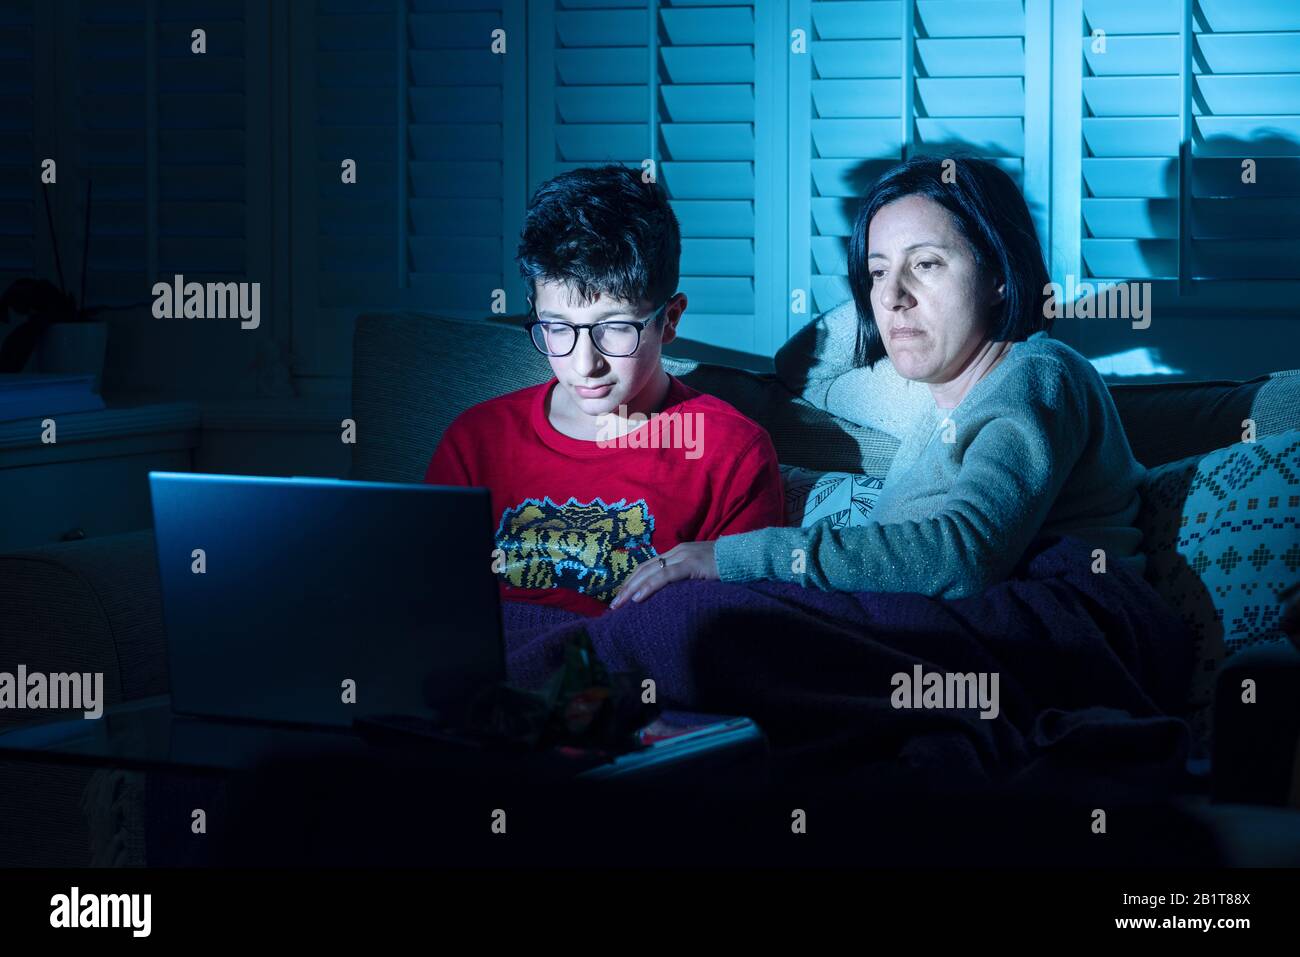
[609,541,719,610]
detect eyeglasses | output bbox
[524,297,674,358]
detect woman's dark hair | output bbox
[847,155,1053,368]
[517,164,680,309]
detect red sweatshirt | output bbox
[424,374,785,616]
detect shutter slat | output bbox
[1198,0,1300,33]
[555,10,647,47]
[159,130,245,164]
[159,202,244,236]
[1081,239,1177,279]
[158,93,244,129]
[660,123,753,161]
[1198,75,1300,115]
[317,127,398,161]
[555,48,648,85]
[409,86,501,124]
[554,124,648,161]
[319,199,395,236]
[1191,241,1300,279]
[155,0,247,22]
[810,197,855,237]
[409,198,503,238]
[811,1,901,40]
[661,161,753,199]
[1084,35,1179,76]
[319,161,399,199]
[811,275,850,314]
[408,272,502,311]
[1192,198,1300,238]
[316,13,395,52]
[158,238,244,273]
[1197,33,1300,73]
[671,200,754,238]
[408,237,500,274]
[812,119,901,158]
[915,38,1024,77]
[677,277,752,314]
[660,7,753,46]
[680,238,754,277]
[409,49,504,85]
[810,235,848,275]
[408,12,501,48]
[811,40,902,79]
[659,46,752,83]
[812,79,901,118]
[1192,157,1300,196]
[1082,198,1177,239]
[1083,76,1179,117]
[661,84,754,122]
[1082,158,1177,198]
[159,166,243,200]
[319,51,397,87]
[156,56,244,93]
[1196,116,1300,150]
[1083,0,1181,35]
[915,0,1024,38]
[409,124,502,160]
[1082,117,1180,157]
[811,158,899,197]
[557,85,649,123]
[409,161,502,199]
[916,77,1024,117]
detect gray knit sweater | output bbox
[713,300,1147,599]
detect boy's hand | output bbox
[609,542,719,610]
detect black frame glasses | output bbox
[524,296,675,358]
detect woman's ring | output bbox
[658,557,667,570]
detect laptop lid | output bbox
[149,472,504,728]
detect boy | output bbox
[424,165,784,616]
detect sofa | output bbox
[3,308,1300,866]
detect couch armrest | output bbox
[1211,639,1300,806]
[0,530,167,726]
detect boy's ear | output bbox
[659,293,686,346]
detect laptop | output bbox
[149,472,505,729]
[0,472,766,781]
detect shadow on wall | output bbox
[1060,132,1300,383]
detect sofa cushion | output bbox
[1137,430,1300,724]
[779,465,885,528]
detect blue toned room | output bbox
[0,0,1298,930]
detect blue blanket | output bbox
[503,535,1196,793]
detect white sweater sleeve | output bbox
[774,298,935,441]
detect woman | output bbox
[612,156,1147,605]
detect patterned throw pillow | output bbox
[1137,430,1300,747]
[778,465,886,528]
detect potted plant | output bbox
[0,181,138,393]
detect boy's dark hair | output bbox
[847,155,1053,368]
[517,164,681,309]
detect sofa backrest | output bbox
[350,312,902,483]
[1110,372,1300,466]
[350,311,1300,483]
